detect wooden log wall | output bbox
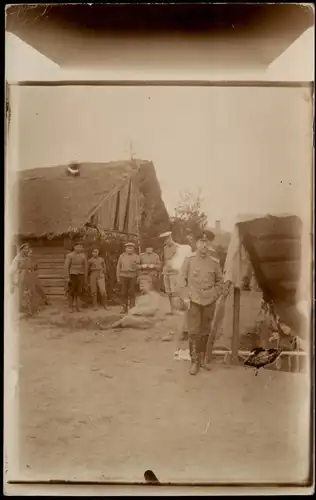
[32,242,66,298]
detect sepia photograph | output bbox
[4,3,314,495]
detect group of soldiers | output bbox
[63,239,162,313]
[64,227,229,376]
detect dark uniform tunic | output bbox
[64,251,88,299]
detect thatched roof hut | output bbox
[13,159,170,297]
[15,159,169,239]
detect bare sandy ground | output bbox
[13,294,310,485]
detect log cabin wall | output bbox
[30,238,67,298]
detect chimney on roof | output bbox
[215,220,221,233]
[67,161,80,177]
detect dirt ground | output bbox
[14,293,310,485]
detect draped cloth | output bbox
[205,226,241,349]
[209,213,311,351]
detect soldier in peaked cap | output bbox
[117,241,140,313]
[178,229,224,375]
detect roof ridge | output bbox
[17,159,152,175]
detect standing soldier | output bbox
[88,247,107,310]
[139,243,161,291]
[159,230,180,314]
[179,229,198,340]
[179,229,224,375]
[64,241,88,312]
[117,242,140,314]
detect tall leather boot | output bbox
[102,294,107,310]
[92,293,98,311]
[200,335,212,371]
[189,337,200,375]
[68,295,74,312]
[75,296,80,312]
[168,296,175,315]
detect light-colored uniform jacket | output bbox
[179,251,223,306]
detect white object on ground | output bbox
[204,419,211,434]
[174,349,191,361]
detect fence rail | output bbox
[213,349,308,373]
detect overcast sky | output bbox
[15,85,312,231]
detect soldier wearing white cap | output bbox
[159,230,180,314]
[116,241,140,313]
[179,229,224,375]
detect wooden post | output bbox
[231,286,241,362]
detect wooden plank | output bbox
[33,248,66,254]
[39,280,65,287]
[36,262,65,266]
[37,267,64,272]
[34,256,66,260]
[37,264,64,268]
[35,256,64,260]
[38,273,65,279]
[35,254,65,258]
[33,249,66,254]
[37,271,64,276]
[38,271,64,277]
[40,280,65,286]
[231,287,241,362]
[37,262,64,266]
[44,286,65,290]
[37,272,64,277]
[33,246,66,251]
[45,288,65,295]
